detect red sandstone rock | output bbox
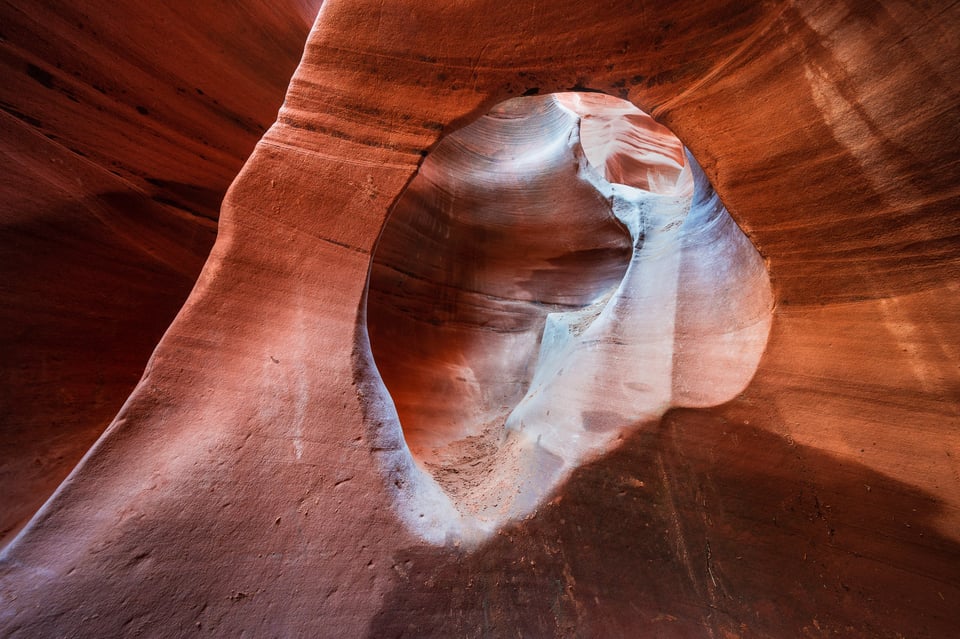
[368,93,772,539]
[1,1,959,637]
[0,0,319,544]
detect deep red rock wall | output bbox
[1,1,958,637]
[0,1,319,543]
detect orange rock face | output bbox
[1,1,959,637]
[0,0,318,544]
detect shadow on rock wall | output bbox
[0,191,215,544]
[369,404,960,638]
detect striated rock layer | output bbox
[2,1,959,637]
[0,0,320,543]
[368,93,772,539]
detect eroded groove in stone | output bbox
[366,93,773,540]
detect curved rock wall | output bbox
[0,0,319,543]
[1,0,958,637]
[368,96,635,461]
[368,93,772,540]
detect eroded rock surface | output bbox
[1,1,958,637]
[0,0,320,544]
[368,94,772,539]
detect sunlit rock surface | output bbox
[1,1,958,637]
[368,94,772,539]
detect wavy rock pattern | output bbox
[368,94,772,539]
[0,0,320,545]
[1,1,958,637]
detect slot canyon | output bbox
[1,1,958,637]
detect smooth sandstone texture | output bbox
[0,0,320,544]
[2,1,959,637]
[368,93,772,540]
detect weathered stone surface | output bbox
[368,93,772,540]
[0,0,319,544]
[1,1,959,637]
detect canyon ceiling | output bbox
[1,1,958,637]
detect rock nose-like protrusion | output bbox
[365,93,773,541]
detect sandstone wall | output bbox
[1,1,958,637]
[0,0,319,544]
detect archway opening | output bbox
[365,93,772,526]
